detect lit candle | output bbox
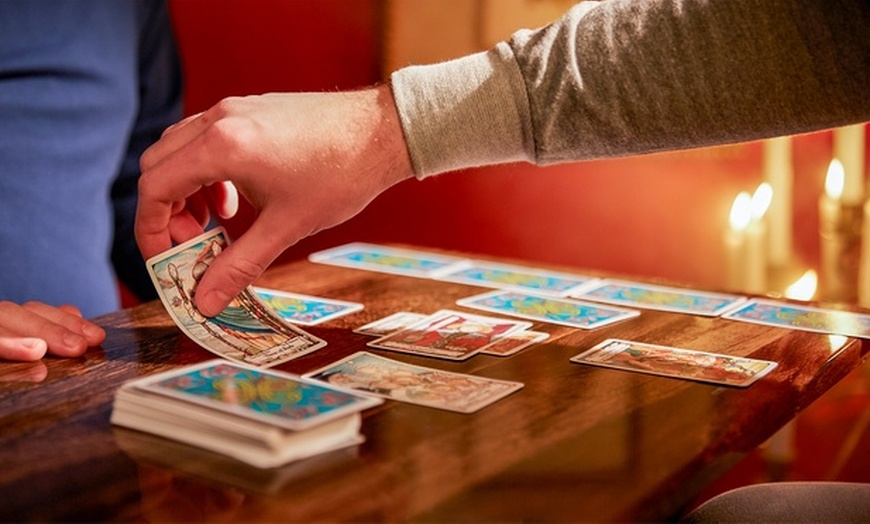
[746,183,771,294]
[819,159,862,303]
[725,192,752,292]
[763,137,793,267]
[784,270,817,301]
[725,185,770,294]
[834,124,866,205]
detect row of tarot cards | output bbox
[111,230,870,468]
[312,241,870,339]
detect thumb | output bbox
[193,224,287,317]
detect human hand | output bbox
[0,301,106,361]
[136,84,414,317]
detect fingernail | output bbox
[19,338,47,360]
[21,338,46,350]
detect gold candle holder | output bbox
[819,197,863,303]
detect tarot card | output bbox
[367,309,532,360]
[146,228,327,367]
[308,242,470,278]
[353,311,428,337]
[572,279,747,317]
[722,299,870,339]
[434,259,598,296]
[481,330,550,357]
[457,290,640,329]
[253,287,363,326]
[130,359,383,431]
[304,351,523,413]
[570,339,777,387]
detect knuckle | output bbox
[225,257,267,288]
[22,301,42,311]
[202,119,251,163]
[139,148,156,172]
[211,96,244,118]
[137,169,156,197]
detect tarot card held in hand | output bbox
[304,351,523,413]
[722,299,870,339]
[434,259,597,296]
[308,242,470,278]
[572,279,746,317]
[457,290,640,329]
[570,339,777,387]
[146,228,327,367]
[367,309,532,360]
[254,287,363,326]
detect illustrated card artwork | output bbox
[254,287,364,326]
[572,279,747,317]
[722,299,870,339]
[457,290,640,329]
[435,260,598,296]
[367,309,532,360]
[308,242,470,278]
[146,228,327,367]
[482,330,550,357]
[304,351,523,413]
[135,359,382,431]
[354,311,428,337]
[570,339,778,387]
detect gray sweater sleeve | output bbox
[390,0,870,178]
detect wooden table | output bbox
[1,249,867,522]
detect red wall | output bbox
[168,0,836,291]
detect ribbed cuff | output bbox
[390,43,534,178]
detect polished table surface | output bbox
[1,249,867,522]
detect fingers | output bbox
[211,181,239,220]
[184,183,239,227]
[140,112,205,172]
[0,337,47,362]
[136,111,214,259]
[193,218,291,317]
[136,139,217,259]
[25,302,107,347]
[0,301,106,360]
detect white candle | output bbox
[746,183,771,294]
[819,159,862,303]
[834,124,866,205]
[762,137,793,266]
[725,192,752,292]
[725,186,769,294]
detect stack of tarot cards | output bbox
[111,360,382,468]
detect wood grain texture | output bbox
[0,249,866,522]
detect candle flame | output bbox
[825,159,845,199]
[729,192,752,231]
[784,270,817,301]
[751,182,773,220]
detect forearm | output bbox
[391,0,870,177]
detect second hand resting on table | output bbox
[0,301,106,361]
